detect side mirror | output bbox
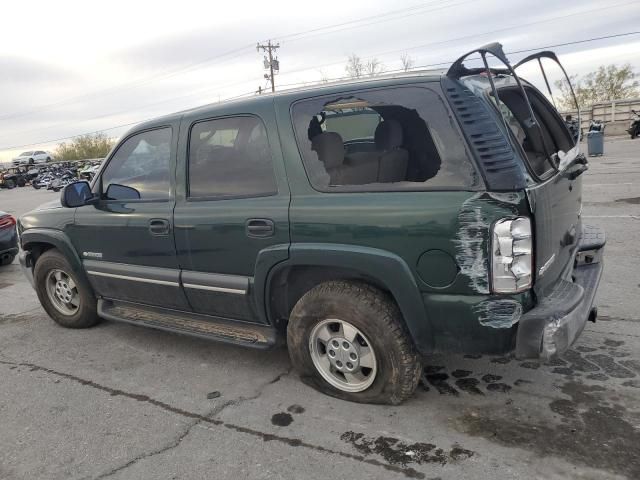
[105,183,141,201]
[61,181,94,208]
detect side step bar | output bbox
[98,299,280,349]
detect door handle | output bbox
[149,218,170,236]
[246,219,274,238]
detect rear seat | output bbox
[313,132,377,185]
[312,121,408,185]
[374,119,408,182]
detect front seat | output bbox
[375,119,408,182]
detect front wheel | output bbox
[17,177,26,187]
[34,249,100,328]
[287,281,422,404]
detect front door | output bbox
[173,110,290,323]
[69,124,190,311]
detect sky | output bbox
[1,0,639,163]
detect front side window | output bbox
[292,86,479,191]
[100,127,171,201]
[188,116,277,199]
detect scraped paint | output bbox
[453,194,490,294]
[473,299,523,329]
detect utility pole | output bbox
[256,40,280,93]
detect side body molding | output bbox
[263,243,433,353]
[21,228,91,287]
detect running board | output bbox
[98,299,279,349]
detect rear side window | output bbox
[188,116,277,199]
[291,85,479,191]
[497,87,574,179]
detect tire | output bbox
[0,254,15,266]
[34,249,99,328]
[287,281,422,405]
[46,157,51,162]
[17,177,26,187]
[28,158,34,165]
[32,181,41,189]
[5,179,15,189]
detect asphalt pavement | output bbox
[0,137,639,480]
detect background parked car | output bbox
[0,211,18,266]
[12,150,53,166]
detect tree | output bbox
[55,133,115,161]
[400,53,414,72]
[555,63,640,110]
[364,58,385,77]
[345,54,364,79]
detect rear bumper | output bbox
[515,225,605,360]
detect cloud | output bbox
[0,0,639,162]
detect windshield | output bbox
[18,151,33,156]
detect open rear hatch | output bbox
[447,43,589,296]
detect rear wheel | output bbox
[5,179,15,189]
[287,281,421,404]
[17,177,26,187]
[34,249,99,328]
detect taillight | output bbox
[491,217,533,293]
[0,215,16,230]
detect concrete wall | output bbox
[562,98,640,136]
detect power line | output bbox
[274,0,640,81]
[249,31,640,94]
[0,90,258,151]
[0,43,257,123]
[270,0,462,43]
[2,29,639,152]
[0,1,455,123]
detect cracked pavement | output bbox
[1,138,639,479]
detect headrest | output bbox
[374,119,403,151]
[311,132,344,169]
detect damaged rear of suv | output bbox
[19,43,604,404]
[442,44,604,360]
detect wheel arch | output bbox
[260,243,433,354]
[22,228,92,289]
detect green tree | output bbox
[555,64,640,110]
[55,133,115,161]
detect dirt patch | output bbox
[340,431,473,467]
[271,412,294,427]
[457,381,640,478]
[287,404,305,414]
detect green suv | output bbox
[18,44,604,404]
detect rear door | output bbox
[173,104,290,323]
[448,43,586,295]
